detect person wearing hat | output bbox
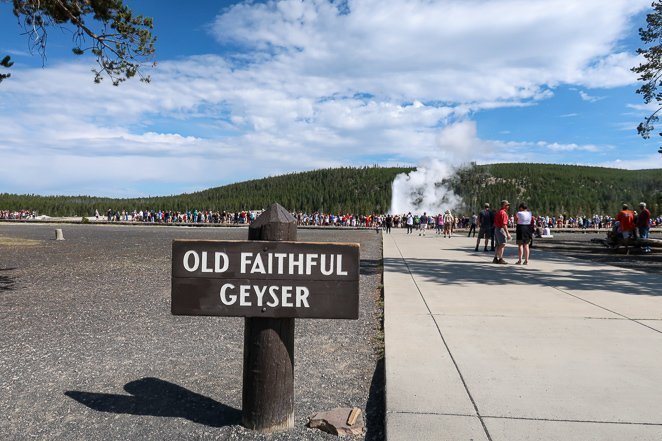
[637,202,652,253]
[443,209,455,238]
[475,203,494,252]
[493,200,511,264]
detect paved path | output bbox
[383,229,662,441]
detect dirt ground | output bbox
[0,223,385,441]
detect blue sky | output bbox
[1,0,661,197]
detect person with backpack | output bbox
[443,210,454,238]
[475,203,494,252]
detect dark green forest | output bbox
[451,163,661,216]
[0,164,660,217]
[0,166,412,217]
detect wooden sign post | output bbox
[244,203,296,432]
[171,203,359,432]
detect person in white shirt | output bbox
[405,212,414,234]
[515,202,533,265]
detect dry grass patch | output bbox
[0,236,42,246]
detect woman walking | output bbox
[515,202,533,265]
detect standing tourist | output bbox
[475,203,493,252]
[637,202,652,253]
[467,213,477,237]
[515,203,533,265]
[406,212,414,234]
[493,200,511,264]
[443,210,454,238]
[419,212,428,236]
[616,204,636,239]
[385,214,393,234]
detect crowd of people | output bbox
[371,200,659,264]
[93,209,387,227]
[96,209,260,224]
[0,210,37,220]
[3,206,661,233]
[387,208,662,233]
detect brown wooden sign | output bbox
[171,240,360,319]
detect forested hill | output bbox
[452,163,661,216]
[0,164,660,217]
[0,166,413,217]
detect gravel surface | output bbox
[0,224,385,441]
[530,230,662,274]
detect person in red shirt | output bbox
[493,200,511,264]
[616,204,636,239]
[637,202,652,253]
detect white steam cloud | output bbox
[390,121,487,214]
[390,160,462,215]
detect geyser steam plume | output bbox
[389,121,484,214]
[389,159,461,215]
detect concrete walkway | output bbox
[383,228,662,441]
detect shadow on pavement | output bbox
[384,251,661,296]
[65,377,241,427]
[360,258,382,276]
[365,357,385,441]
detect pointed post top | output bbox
[251,203,296,226]
[248,203,297,241]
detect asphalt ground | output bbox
[0,224,385,441]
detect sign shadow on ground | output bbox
[0,267,17,291]
[365,357,385,441]
[65,377,241,427]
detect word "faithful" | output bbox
[181,251,349,277]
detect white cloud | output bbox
[540,142,601,152]
[598,155,662,170]
[579,91,606,102]
[212,0,649,99]
[0,0,655,197]
[626,102,660,113]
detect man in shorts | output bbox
[475,203,494,252]
[493,200,511,264]
[616,204,636,239]
[419,212,428,236]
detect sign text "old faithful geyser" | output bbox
[171,240,360,319]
